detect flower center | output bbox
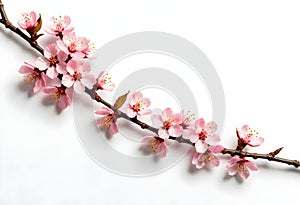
[102,115,113,128]
[149,137,164,152]
[198,129,207,141]
[238,163,246,172]
[164,118,173,130]
[73,72,82,81]
[49,56,58,67]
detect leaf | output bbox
[114,90,130,109]
[33,14,43,34]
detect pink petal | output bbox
[143,98,151,107]
[74,81,85,94]
[57,51,68,63]
[227,164,238,176]
[195,141,208,153]
[162,108,173,122]
[142,135,155,143]
[192,152,200,165]
[209,145,224,154]
[194,118,205,133]
[173,112,183,125]
[248,137,264,147]
[44,44,58,59]
[19,64,33,74]
[56,40,69,54]
[95,107,113,115]
[168,125,183,137]
[226,156,241,168]
[33,79,42,93]
[58,94,71,110]
[151,114,163,128]
[67,59,78,74]
[56,63,67,74]
[245,161,258,171]
[187,130,199,143]
[62,75,74,88]
[109,122,119,136]
[158,128,169,139]
[238,168,250,180]
[35,57,49,71]
[46,67,58,79]
[210,154,220,167]
[81,73,96,89]
[206,134,221,146]
[43,87,57,94]
[205,121,218,133]
[126,107,137,118]
[157,142,168,158]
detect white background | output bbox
[1,0,300,204]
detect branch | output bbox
[0,0,44,54]
[222,148,300,168]
[1,0,299,171]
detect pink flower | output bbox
[151,108,183,139]
[82,42,96,58]
[192,145,223,169]
[188,118,220,153]
[95,107,118,136]
[45,16,74,37]
[57,32,89,58]
[97,71,115,91]
[62,60,96,94]
[142,135,168,158]
[17,11,38,30]
[126,91,151,118]
[36,44,68,79]
[226,156,258,180]
[19,62,47,93]
[43,86,72,110]
[181,110,195,129]
[237,125,264,147]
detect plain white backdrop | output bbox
[1,0,300,204]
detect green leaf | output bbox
[114,90,130,109]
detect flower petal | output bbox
[95,107,113,115]
[168,125,183,137]
[62,74,74,88]
[194,118,205,133]
[245,161,258,171]
[248,137,264,147]
[151,114,163,128]
[74,81,85,94]
[158,128,169,139]
[195,141,208,153]
[227,164,238,176]
[226,156,241,168]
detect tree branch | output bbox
[1,0,299,170]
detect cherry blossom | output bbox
[237,125,264,147]
[95,107,118,136]
[43,86,72,110]
[57,32,89,58]
[151,108,183,139]
[17,11,38,30]
[35,43,68,79]
[192,145,224,169]
[226,156,258,180]
[82,41,96,58]
[142,135,168,158]
[126,91,151,118]
[181,110,195,130]
[188,118,220,153]
[62,59,96,94]
[19,62,47,93]
[97,71,115,91]
[45,15,74,37]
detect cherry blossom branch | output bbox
[0,0,43,54]
[1,0,299,179]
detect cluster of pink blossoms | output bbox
[17,12,112,110]
[17,11,265,180]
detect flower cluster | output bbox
[17,12,114,110]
